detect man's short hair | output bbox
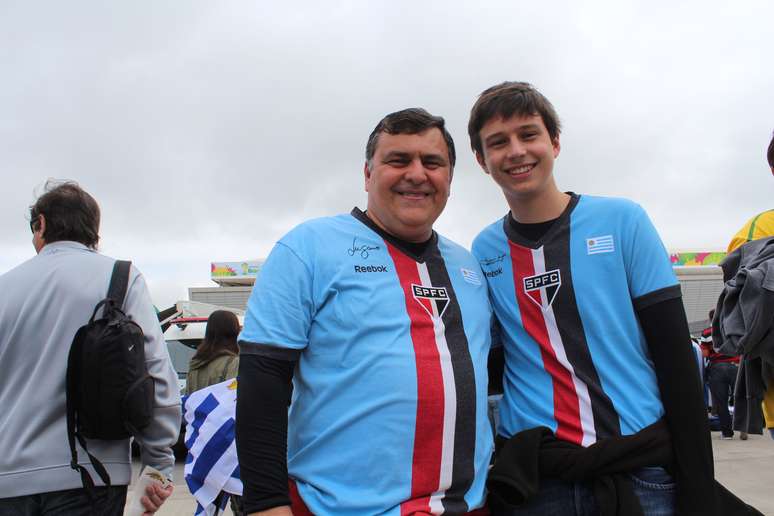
[468,81,562,156]
[365,108,456,169]
[767,131,774,169]
[29,180,100,249]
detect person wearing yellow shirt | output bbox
[727,132,774,440]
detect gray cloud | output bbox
[2,0,773,306]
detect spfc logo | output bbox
[412,284,450,319]
[523,269,561,311]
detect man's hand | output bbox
[141,482,174,515]
[250,506,293,516]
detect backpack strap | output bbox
[107,260,132,309]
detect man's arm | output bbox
[636,295,717,516]
[124,270,182,479]
[236,350,297,514]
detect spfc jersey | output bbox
[240,208,493,515]
[472,194,680,446]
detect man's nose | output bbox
[404,158,428,182]
[506,139,527,159]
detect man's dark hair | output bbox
[468,81,561,156]
[365,108,456,169]
[29,180,100,249]
[767,131,774,169]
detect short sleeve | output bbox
[239,240,314,352]
[623,204,681,310]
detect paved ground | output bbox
[127,432,774,515]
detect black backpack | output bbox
[66,260,155,490]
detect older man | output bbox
[236,109,493,515]
[0,181,181,515]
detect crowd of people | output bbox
[1,81,771,516]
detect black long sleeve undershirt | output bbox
[235,353,296,514]
[636,296,718,516]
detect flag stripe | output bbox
[185,393,220,449]
[188,417,236,494]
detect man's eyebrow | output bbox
[420,152,447,163]
[381,151,411,160]
[484,123,543,143]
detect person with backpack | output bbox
[0,181,181,515]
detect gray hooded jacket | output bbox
[713,236,774,433]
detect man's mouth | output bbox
[396,191,432,200]
[504,163,536,176]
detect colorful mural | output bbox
[669,252,726,267]
[211,260,263,278]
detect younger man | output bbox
[469,82,715,515]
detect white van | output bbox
[164,317,208,393]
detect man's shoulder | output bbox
[577,194,642,215]
[0,244,114,284]
[471,216,508,256]
[436,232,476,261]
[281,212,359,241]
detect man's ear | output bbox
[363,161,372,192]
[35,214,46,235]
[475,151,490,175]
[552,135,561,158]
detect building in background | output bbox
[190,254,724,335]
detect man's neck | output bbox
[507,188,571,224]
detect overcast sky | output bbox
[2,1,773,307]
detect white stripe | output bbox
[418,263,455,514]
[532,248,597,446]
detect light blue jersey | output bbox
[240,209,493,515]
[473,195,680,445]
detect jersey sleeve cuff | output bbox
[632,284,683,312]
[238,340,302,361]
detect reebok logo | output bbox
[484,267,502,278]
[354,265,388,273]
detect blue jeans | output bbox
[0,486,127,516]
[492,467,676,516]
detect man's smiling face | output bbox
[475,113,560,205]
[364,128,452,243]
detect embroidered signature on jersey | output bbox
[523,269,561,311]
[412,284,450,319]
[348,237,380,259]
[480,255,505,278]
[480,254,505,266]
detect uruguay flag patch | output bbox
[586,235,614,255]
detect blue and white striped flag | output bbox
[586,235,615,255]
[183,378,243,516]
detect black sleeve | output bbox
[488,316,505,396]
[636,296,718,516]
[235,352,296,513]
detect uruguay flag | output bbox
[183,378,243,516]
